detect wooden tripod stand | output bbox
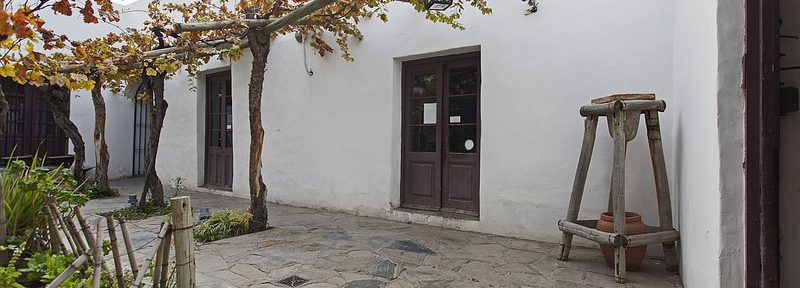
[556,94,679,283]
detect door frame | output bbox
[744,0,780,285]
[400,51,481,215]
[203,71,234,190]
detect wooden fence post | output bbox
[119,219,138,276]
[106,215,125,288]
[171,196,195,288]
[92,219,104,288]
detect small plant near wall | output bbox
[194,210,252,243]
[82,182,120,199]
[171,176,185,198]
[99,204,171,221]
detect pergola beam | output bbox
[174,19,273,33]
[147,0,337,59]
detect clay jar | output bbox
[595,212,647,271]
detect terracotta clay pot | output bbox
[595,212,647,271]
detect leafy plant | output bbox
[0,246,24,288]
[193,210,252,243]
[170,176,185,198]
[2,152,87,241]
[22,252,78,285]
[99,201,171,221]
[82,182,119,199]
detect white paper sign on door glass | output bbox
[449,116,461,123]
[423,103,437,124]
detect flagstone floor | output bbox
[85,178,683,288]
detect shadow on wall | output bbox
[670,110,683,258]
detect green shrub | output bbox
[82,183,119,199]
[2,153,87,242]
[193,210,252,243]
[99,201,171,221]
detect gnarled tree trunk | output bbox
[43,85,86,181]
[91,77,110,191]
[139,73,167,207]
[245,23,270,232]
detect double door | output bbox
[401,52,481,216]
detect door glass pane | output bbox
[225,79,232,95]
[225,131,232,147]
[411,98,437,125]
[211,131,221,147]
[411,126,436,152]
[211,115,221,129]
[412,71,437,98]
[449,66,478,95]
[448,95,477,124]
[211,98,221,113]
[449,124,477,153]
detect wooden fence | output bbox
[44,196,195,288]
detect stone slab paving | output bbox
[84,178,683,288]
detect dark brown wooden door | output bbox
[402,52,480,215]
[205,72,233,189]
[0,78,68,158]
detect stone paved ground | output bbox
[84,178,683,288]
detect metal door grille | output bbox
[132,99,150,176]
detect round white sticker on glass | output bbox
[464,139,475,151]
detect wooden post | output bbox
[152,238,165,287]
[74,207,97,250]
[645,110,679,272]
[51,204,77,255]
[171,196,195,288]
[46,252,91,288]
[558,116,598,261]
[106,216,125,288]
[43,202,65,254]
[159,228,173,288]
[64,216,88,255]
[119,219,138,276]
[610,111,628,283]
[92,219,104,288]
[133,223,170,288]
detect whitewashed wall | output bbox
[161,0,678,249]
[38,1,751,287]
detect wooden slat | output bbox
[627,229,679,247]
[591,93,655,104]
[558,116,599,261]
[558,220,622,246]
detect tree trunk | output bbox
[139,74,167,207]
[245,25,270,232]
[43,85,86,180]
[91,77,110,191]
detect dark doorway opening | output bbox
[204,71,233,190]
[401,52,481,216]
[0,79,69,159]
[132,99,150,177]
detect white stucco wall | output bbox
[36,0,753,286]
[69,92,135,179]
[671,0,722,285]
[671,0,746,287]
[156,0,679,248]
